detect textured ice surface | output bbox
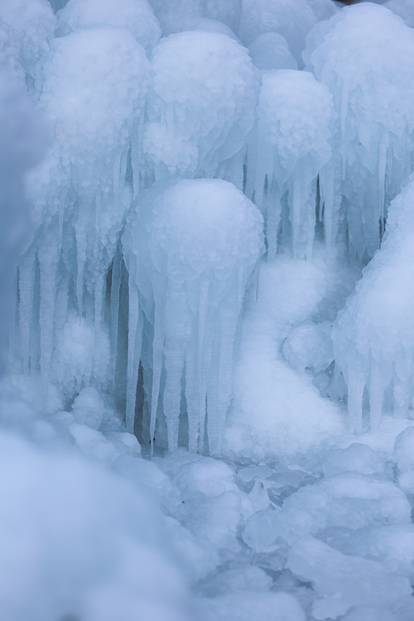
[123,179,263,452]
[149,0,240,35]
[145,31,258,179]
[305,3,414,261]
[322,443,387,478]
[334,177,414,430]
[244,70,333,259]
[58,0,161,50]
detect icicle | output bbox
[125,271,142,434]
[18,253,35,373]
[37,232,59,377]
[347,368,365,433]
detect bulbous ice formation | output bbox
[122,179,263,454]
[239,0,317,64]
[305,3,414,262]
[17,28,149,386]
[248,33,297,71]
[144,30,258,180]
[333,176,414,431]
[0,0,55,85]
[244,70,333,259]
[57,0,161,50]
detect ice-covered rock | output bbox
[333,177,414,430]
[243,70,333,259]
[322,443,387,478]
[242,508,283,553]
[145,30,258,179]
[149,0,241,35]
[248,33,297,71]
[307,0,338,21]
[305,3,414,261]
[123,179,263,453]
[272,474,411,545]
[239,0,317,63]
[57,0,161,50]
[287,536,411,620]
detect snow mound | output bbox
[225,258,343,460]
[122,179,263,453]
[57,0,161,50]
[145,30,258,179]
[0,432,188,621]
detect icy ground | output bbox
[2,373,414,620]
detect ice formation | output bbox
[122,179,263,453]
[305,3,414,261]
[239,0,317,63]
[149,0,241,35]
[57,0,161,50]
[16,29,149,390]
[243,70,333,259]
[224,258,343,460]
[333,177,414,431]
[0,0,55,85]
[144,30,258,179]
[248,33,297,71]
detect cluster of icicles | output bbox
[8,0,414,451]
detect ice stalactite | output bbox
[242,70,333,259]
[15,28,149,401]
[333,176,414,431]
[305,3,414,263]
[122,179,263,453]
[144,30,258,182]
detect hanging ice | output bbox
[244,70,333,259]
[144,30,258,180]
[122,179,263,453]
[57,0,161,51]
[16,28,149,394]
[333,176,414,431]
[305,3,414,262]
